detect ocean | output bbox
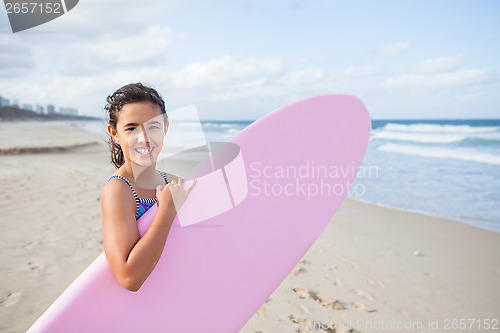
[354,119,500,233]
[81,118,500,233]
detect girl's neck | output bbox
[122,161,158,189]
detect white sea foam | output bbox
[372,122,500,144]
[202,122,239,128]
[383,123,499,133]
[371,131,467,143]
[378,143,500,165]
[227,128,240,134]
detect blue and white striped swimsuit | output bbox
[108,171,169,220]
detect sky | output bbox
[0,0,499,120]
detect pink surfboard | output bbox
[27,95,371,332]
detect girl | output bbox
[101,82,196,292]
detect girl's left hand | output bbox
[156,177,197,213]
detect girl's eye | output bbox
[150,126,160,130]
[125,128,136,131]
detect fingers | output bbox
[156,185,165,192]
[185,179,197,193]
[168,177,196,194]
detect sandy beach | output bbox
[1,122,499,333]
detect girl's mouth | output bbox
[135,147,154,157]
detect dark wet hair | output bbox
[104,82,167,169]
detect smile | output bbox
[135,147,154,156]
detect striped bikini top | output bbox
[108,171,169,220]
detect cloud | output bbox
[377,42,410,57]
[154,56,333,114]
[83,25,173,67]
[0,40,34,78]
[343,65,379,77]
[276,68,325,86]
[419,55,466,73]
[167,55,285,90]
[381,67,493,89]
[380,55,494,90]
[0,22,174,79]
[0,45,340,118]
[40,0,180,38]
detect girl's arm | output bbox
[101,177,195,292]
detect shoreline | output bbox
[2,119,497,234]
[0,142,101,156]
[14,119,498,234]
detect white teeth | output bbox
[137,149,152,154]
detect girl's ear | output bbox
[107,125,118,140]
[164,120,169,135]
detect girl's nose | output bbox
[137,125,150,144]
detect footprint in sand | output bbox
[256,305,265,317]
[0,292,22,307]
[291,266,307,275]
[325,277,343,287]
[298,259,310,266]
[289,314,313,333]
[341,257,358,269]
[366,278,385,289]
[353,300,376,313]
[28,261,43,272]
[292,287,310,299]
[23,240,41,250]
[292,287,345,311]
[298,303,309,314]
[311,292,346,311]
[255,298,272,316]
[324,263,337,272]
[289,314,336,333]
[351,288,373,300]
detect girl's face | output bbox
[108,101,168,168]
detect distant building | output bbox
[0,95,10,107]
[35,104,44,114]
[12,99,20,107]
[47,104,56,114]
[23,104,33,111]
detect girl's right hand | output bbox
[156,177,197,213]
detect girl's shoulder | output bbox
[101,174,137,218]
[105,170,133,188]
[102,173,135,199]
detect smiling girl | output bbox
[101,83,196,291]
